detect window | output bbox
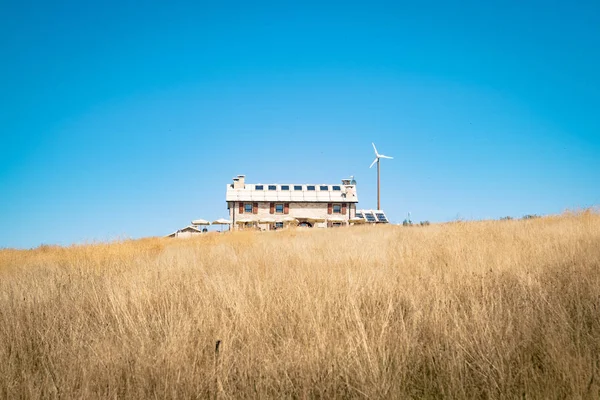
[255,185,263,190]
[332,185,341,191]
[268,185,277,191]
[275,222,284,229]
[244,203,253,213]
[320,185,329,191]
[307,185,315,191]
[275,203,284,213]
[294,185,303,191]
[333,204,342,214]
[281,185,289,191]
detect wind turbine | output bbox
[369,142,393,210]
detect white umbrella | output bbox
[236,218,255,229]
[191,218,210,226]
[327,216,346,222]
[212,218,231,232]
[282,216,298,224]
[259,217,276,230]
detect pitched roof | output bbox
[226,183,359,203]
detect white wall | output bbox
[175,231,202,238]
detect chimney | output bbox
[233,175,246,189]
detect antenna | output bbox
[369,142,393,210]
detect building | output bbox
[225,175,359,229]
[165,225,205,238]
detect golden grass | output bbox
[1,212,600,399]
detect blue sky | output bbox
[1,0,599,248]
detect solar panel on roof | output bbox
[355,212,364,218]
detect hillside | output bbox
[1,212,599,398]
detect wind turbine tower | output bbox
[369,143,393,210]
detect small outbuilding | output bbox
[165,225,205,238]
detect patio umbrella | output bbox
[259,217,276,230]
[191,218,211,226]
[212,218,231,232]
[298,217,324,228]
[236,218,255,229]
[282,216,299,225]
[327,216,347,227]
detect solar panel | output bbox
[356,209,389,223]
[376,213,388,223]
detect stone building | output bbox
[225,175,359,229]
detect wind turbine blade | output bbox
[379,155,393,159]
[369,158,378,168]
[372,142,380,157]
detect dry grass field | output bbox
[1,211,599,399]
